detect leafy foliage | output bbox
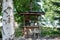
[13,0,44,12]
[41,27,60,37]
[15,28,23,37]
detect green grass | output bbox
[15,27,60,37]
[0,27,60,38]
[41,27,60,37]
[15,28,23,37]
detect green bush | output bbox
[15,28,23,37]
[41,27,60,37]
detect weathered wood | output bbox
[19,12,45,16]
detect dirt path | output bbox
[18,37,60,40]
[0,37,60,40]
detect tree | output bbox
[52,1,60,26]
[2,0,15,40]
[41,0,60,27]
[13,0,44,24]
[13,0,44,12]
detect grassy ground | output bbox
[15,27,23,37]
[41,27,60,38]
[15,27,60,38]
[0,27,60,38]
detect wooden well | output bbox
[19,12,45,38]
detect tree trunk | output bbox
[2,0,15,40]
